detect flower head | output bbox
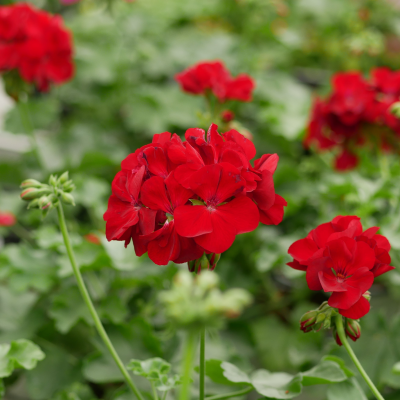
[0,3,74,92]
[104,124,286,266]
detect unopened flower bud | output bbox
[20,179,42,188]
[20,187,51,201]
[300,310,318,333]
[200,253,210,272]
[363,291,371,301]
[188,260,196,273]
[62,181,75,193]
[27,198,41,209]
[390,102,400,118]
[332,326,343,346]
[60,192,75,206]
[49,174,58,187]
[208,253,221,271]
[58,171,69,185]
[345,319,361,342]
[221,110,235,123]
[39,195,52,210]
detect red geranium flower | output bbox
[0,211,16,227]
[175,61,255,103]
[0,3,73,91]
[104,124,286,266]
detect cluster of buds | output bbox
[20,172,75,217]
[188,253,221,274]
[159,271,252,330]
[300,300,363,346]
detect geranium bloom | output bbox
[0,3,73,91]
[304,69,400,171]
[0,211,16,227]
[175,61,255,103]
[288,216,394,319]
[104,124,286,266]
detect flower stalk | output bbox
[335,315,385,400]
[179,330,197,400]
[56,202,144,400]
[199,327,206,400]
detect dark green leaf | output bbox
[327,378,368,400]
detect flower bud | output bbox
[221,110,235,123]
[300,310,318,333]
[38,195,52,210]
[188,260,196,273]
[390,102,400,118]
[62,181,75,193]
[363,291,371,302]
[200,253,210,272]
[208,253,221,271]
[49,174,58,187]
[20,187,51,201]
[60,192,75,206]
[58,171,69,185]
[332,326,342,346]
[345,319,361,342]
[20,179,42,188]
[27,198,41,209]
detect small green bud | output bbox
[315,313,326,324]
[58,171,69,185]
[363,291,371,302]
[49,174,58,187]
[38,195,52,210]
[300,310,318,333]
[20,179,42,188]
[62,181,75,193]
[390,102,400,118]
[200,253,210,271]
[60,192,75,206]
[345,319,361,342]
[27,198,41,209]
[20,187,51,201]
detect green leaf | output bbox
[200,360,250,386]
[393,362,400,375]
[327,378,368,400]
[0,339,45,378]
[251,370,302,399]
[155,374,182,392]
[322,355,354,378]
[221,361,251,384]
[127,357,171,379]
[301,360,347,386]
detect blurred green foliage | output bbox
[2,0,400,399]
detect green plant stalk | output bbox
[205,386,253,400]
[199,328,206,400]
[18,99,45,171]
[335,315,385,400]
[179,330,197,400]
[151,382,159,400]
[56,202,144,400]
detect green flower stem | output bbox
[205,386,253,400]
[199,327,206,400]
[179,330,197,400]
[18,98,45,171]
[151,382,159,400]
[56,202,144,400]
[335,315,385,400]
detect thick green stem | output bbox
[335,315,385,400]
[151,382,159,400]
[179,330,197,400]
[199,328,206,400]
[56,203,144,400]
[18,99,45,171]
[206,386,253,400]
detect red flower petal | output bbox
[174,205,213,237]
[288,238,319,264]
[259,194,287,225]
[141,176,170,213]
[339,296,371,319]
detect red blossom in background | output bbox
[175,61,255,103]
[0,211,16,227]
[0,3,74,91]
[104,124,286,266]
[304,68,400,171]
[287,216,394,319]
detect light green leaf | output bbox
[251,370,302,399]
[322,355,354,378]
[155,374,182,392]
[127,357,171,379]
[0,340,45,378]
[327,378,368,400]
[200,360,251,386]
[221,361,251,385]
[301,360,347,386]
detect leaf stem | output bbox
[56,202,144,400]
[179,330,197,400]
[335,315,385,400]
[205,386,253,400]
[199,327,206,400]
[18,98,45,171]
[151,382,159,400]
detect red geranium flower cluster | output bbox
[175,61,255,102]
[0,3,74,91]
[104,124,287,266]
[288,216,394,319]
[304,69,400,171]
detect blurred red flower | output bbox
[0,3,74,91]
[287,216,394,319]
[104,124,286,265]
[175,61,255,102]
[0,211,16,227]
[304,69,400,171]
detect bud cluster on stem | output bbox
[20,171,76,217]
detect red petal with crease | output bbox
[141,176,170,213]
[174,205,213,237]
[339,296,370,319]
[288,238,319,263]
[254,154,279,174]
[252,170,275,211]
[223,129,256,160]
[259,194,287,225]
